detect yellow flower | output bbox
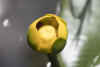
[27,14,68,54]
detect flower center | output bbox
[39,25,56,40]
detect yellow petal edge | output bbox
[27,14,68,53]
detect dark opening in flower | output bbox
[27,14,68,54]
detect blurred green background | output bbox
[1,0,100,67]
[59,0,100,67]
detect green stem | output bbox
[48,54,60,67]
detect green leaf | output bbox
[52,38,66,54]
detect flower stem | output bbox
[48,54,60,67]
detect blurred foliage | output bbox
[57,0,100,67]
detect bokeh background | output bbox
[0,0,59,67]
[1,0,100,67]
